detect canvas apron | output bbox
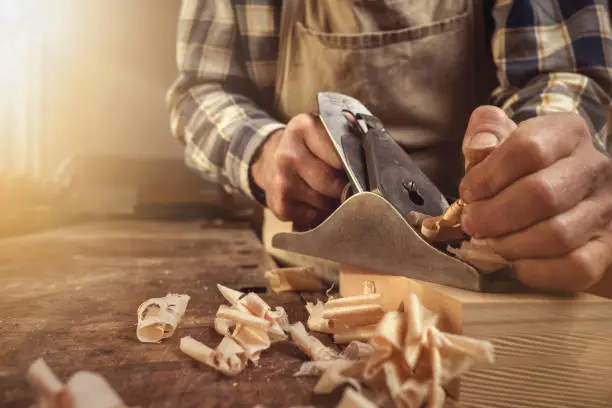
[262,0,498,280]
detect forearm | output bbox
[168,79,284,198]
[166,0,284,199]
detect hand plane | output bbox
[272,92,522,292]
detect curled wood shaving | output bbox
[180,335,248,376]
[268,306,290,339]
[313,359,363,394]
[340,341,374,360]
[288,322,339,361]
[217,284,244,306]
[296,293,495,408]
[214,317,234,337]
[325,293,381,308]
[333,325,378,344]
[232,325,271,362]
[306,300,333,333]
[420,200,465,242]
[216,304,270,331]
[293,341,373,379]
[136,293,190,343]
[322,294,384,332]
[264,266,326,293]
[305,292,383,346]
[336,387,378,408]
[181,285,289,376]
[27,358,129,408]
[416,200,510,273]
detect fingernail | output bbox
[467,132,499,149]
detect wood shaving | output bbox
[420,200,465,242]
[336,387,378,408]
[305,289,384,345]
[416,199,510,274]
[217,284,244,306]
[340,341,374,360]
[216,304,271,331]
[295,292,495,408]
[264,266,326,293]
[27,358,129,408]
[180,335,248,376]
[325,293,381,308]
[323,294,384,332]
[306,300,333,333]
[313,359,363,394]
[136,293,190,343]
[333,325,378,344]
[232,325,271,362]
[288,322,339,361]
[180,285,289,376]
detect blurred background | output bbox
[0,0,258,238]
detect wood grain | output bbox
[0,220,338,408]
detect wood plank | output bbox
[0,220,336,407]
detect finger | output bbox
[461,106,516,170]
[275,135,346,200]
[482,188,612,259]
[293,114,343,169]
[513,236,612,292]
[460,112,587,203]
[270,159,339,212]
[294,147,347,199]
[269,194,328,227]
[285,174,340,212]
[461,143,608,238]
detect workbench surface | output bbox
[0,220,337,407]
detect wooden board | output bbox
[340,264,612,407]
[0,220,339,408]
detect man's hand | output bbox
[459,106,612,293]
[251,114,347,229]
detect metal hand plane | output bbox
[272,92,521,292]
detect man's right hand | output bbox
[251,114,348,229]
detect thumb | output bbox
[462,106,516,170]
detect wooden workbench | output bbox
[0,220,337,407]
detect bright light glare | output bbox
[0,0,54,33]
[0,0,60,175]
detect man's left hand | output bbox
[459,106,612,292]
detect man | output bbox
[167,1,612,296]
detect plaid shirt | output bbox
[167,0,612,200]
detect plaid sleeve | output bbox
[166,0,284,199]
[490,0,612,151]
